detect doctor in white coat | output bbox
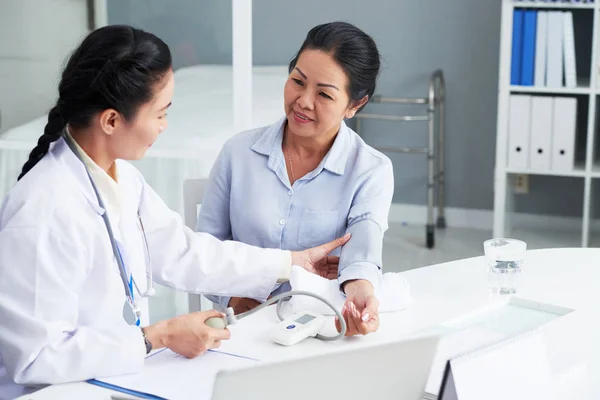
[0,25,347,399]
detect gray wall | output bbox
[107,0,584,216]
[107,0,232,69]
[0,0,89,132]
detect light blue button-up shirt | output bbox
[196,117,394,309]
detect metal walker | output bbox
[355,70,446,249]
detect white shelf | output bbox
[591,164,600,177]
[495,0,598,247]
[510,85,592,95]
[512,2,596,10]
[505,166,587,177]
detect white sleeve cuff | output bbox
[338,263,382,294]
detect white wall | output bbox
[0,0,90,133]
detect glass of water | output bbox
[483,238,527,295]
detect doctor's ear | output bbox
[98,109,125,136]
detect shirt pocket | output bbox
[297,209,340,249]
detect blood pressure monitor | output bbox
[271,311,326,346]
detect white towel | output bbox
[283,266,412,316]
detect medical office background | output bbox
[0,0,594,323]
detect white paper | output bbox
[96,349,258,400]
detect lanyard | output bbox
[64,134,141,325]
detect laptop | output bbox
[211,334,440,400]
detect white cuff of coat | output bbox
[122,325,148,368]
[277,251,292,283]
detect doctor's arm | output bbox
[334,161,394,336]
[0,226,146,385]
[0,224,234,385]
[139,178,347,301]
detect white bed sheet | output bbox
[0,64,289,321]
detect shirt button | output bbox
[279,219,286,225]
[288,190,293,196]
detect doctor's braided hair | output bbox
[18,25,172,180]
[288,21,380,114]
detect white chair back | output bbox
[183,178,209,230]
[183,178,213,312]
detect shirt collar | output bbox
[322,121,349,176]
[65,129,123,219]
[250,117,350,176]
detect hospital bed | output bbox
[0,64,289,214]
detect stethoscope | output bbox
[64,133,155,326]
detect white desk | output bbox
[20,248,600,399]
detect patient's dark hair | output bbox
[18,25,172,180]
[288,21,381,113]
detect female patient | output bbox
[197,22,394,336]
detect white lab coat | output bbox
[0,137,288,398]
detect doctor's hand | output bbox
[144,310,232,358]
[291,233,351,279]
[335,279,380,336]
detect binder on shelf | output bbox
[551,97,577,172]
[534,11,548,87]
[511,9,525,85]
[546,11,564,88]
[510,9,584,90]
[529,96,553,171]
[563,12,577,88]
[521,11,537,86]
[596,13,600,87]
[507,95,532,170]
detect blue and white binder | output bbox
[511,9,525,85]
[529,96,553,171]
[563,12,577,88]
[508,95,532,170]
[521,11,537,86]
[551,97,577,172]
[534,12,548,87]
[546,12,564,88]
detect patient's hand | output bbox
[291,234,350,279]
[228,297,262,314]
[335,279,380,336]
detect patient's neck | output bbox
[284,123,338,160]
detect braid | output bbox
[17,105,66,181]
